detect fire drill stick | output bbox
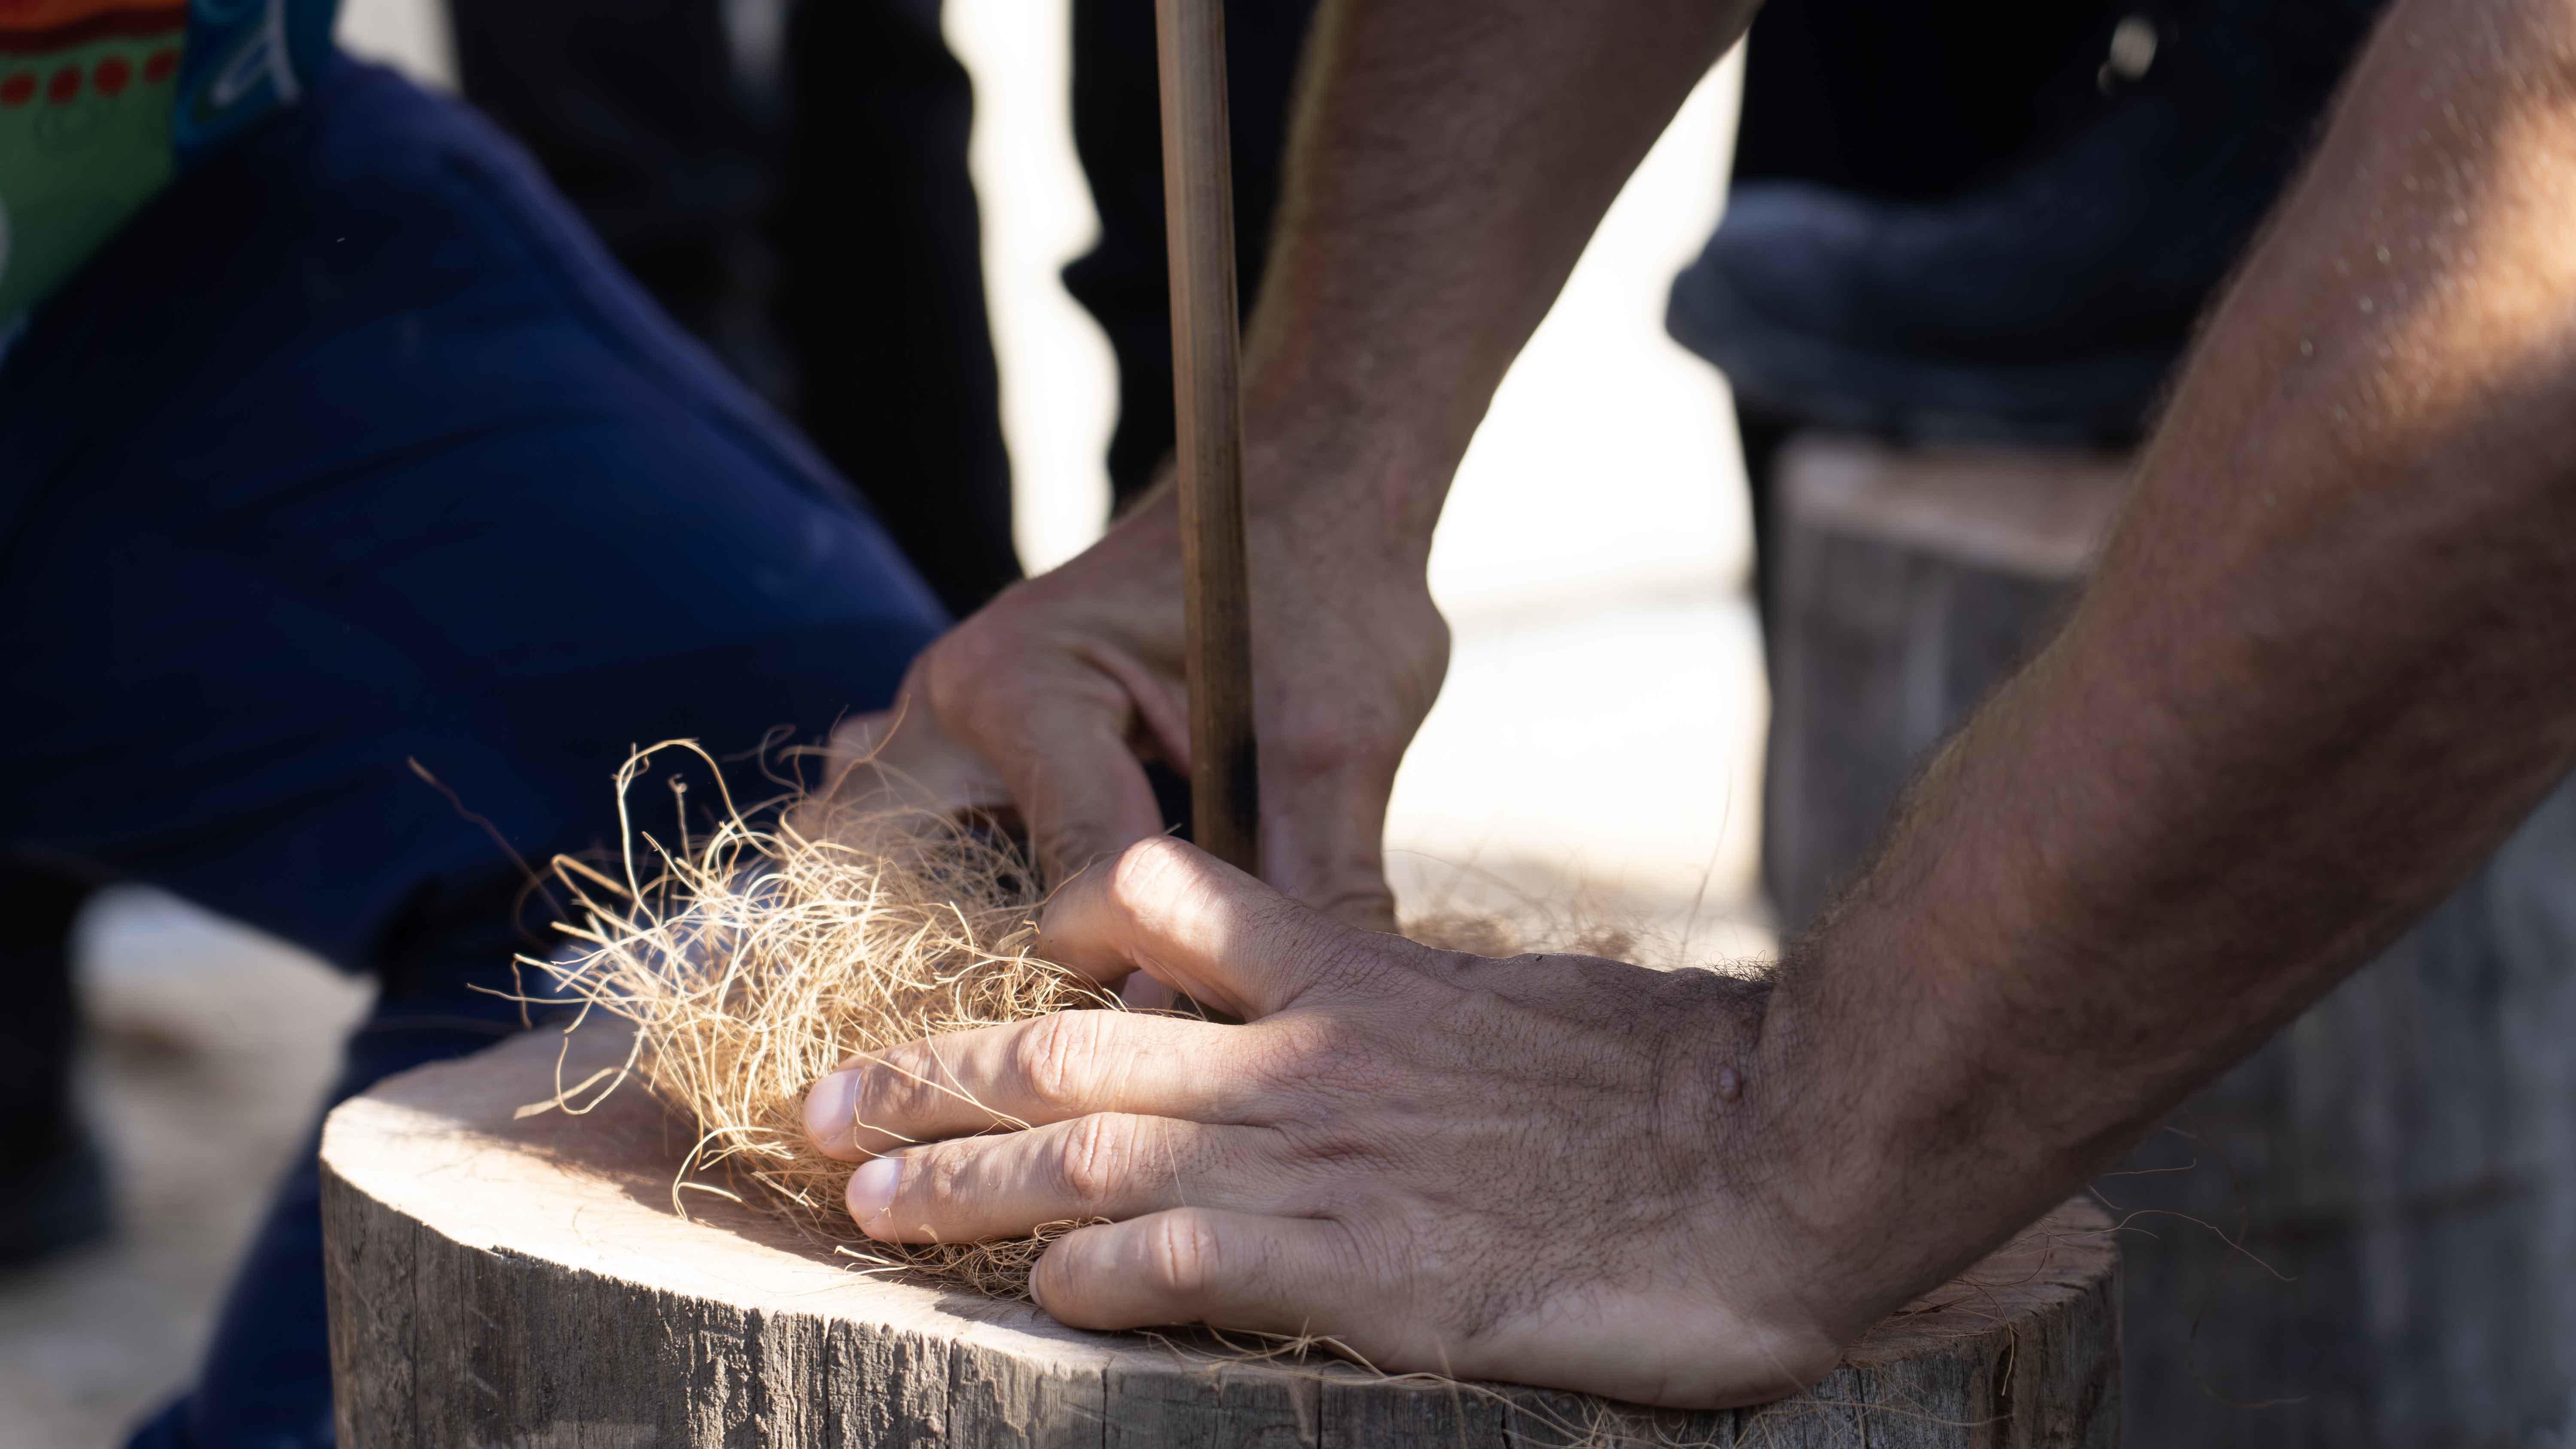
[1154,0,1261,876]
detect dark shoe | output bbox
[1671,0,2386,445]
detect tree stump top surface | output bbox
[1781,434,2130,582]
[322,1027,2117,1446]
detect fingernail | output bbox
[848,1155,901,1234]
[805,1070,859,1147]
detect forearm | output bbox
[1239,0,1755,561]
[894,4,1749,911]
[1755,0,2576,1332]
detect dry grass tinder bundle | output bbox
[529,741,1649,1300]
[532,742,1123,1295]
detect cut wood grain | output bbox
[322,1027,2117,1447]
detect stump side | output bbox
[322,1028,2117,1448]
[1764,435,2129,931]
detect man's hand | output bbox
[801,838,1845,1407]
[820,481,1446,929]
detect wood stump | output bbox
[1762,435,2126,931]
[1766,433,2576,1445]
[322,1026,2120,1447]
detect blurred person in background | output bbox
[1,13,1338,1449]
[1670,0,2389,896]
[443,0,1322,617]
[0,0,1330,1322]
[0,2,966,1446]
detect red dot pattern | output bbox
[0,49,180,108]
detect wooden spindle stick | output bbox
[1155,0,1261,875]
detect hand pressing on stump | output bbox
[803,837,1854,1408]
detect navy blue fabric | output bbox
[0,55,945,1447]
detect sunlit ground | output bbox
[0,5,1768,1443]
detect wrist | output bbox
[1744,907,2111,1340]
[1243,425,1452,577]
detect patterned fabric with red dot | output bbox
[1,0,340,348]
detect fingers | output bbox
[918,638,1173,889]
[804,1009,1259,1161]
[810,706,1012,818]
[987,714,1168,890]
[1257,733,1406,933]
[1031,1209,1373,1340]
[1039,837,1388,1019]
[844,1114,1289,1243]
[1249,585,1448,929]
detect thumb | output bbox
[996,712,1168,889]
[1035,836,1364,1017]
[794,686,1160,895]
[804,703,1010,820]
[916,651,1171,889]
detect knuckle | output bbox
[1012,1012,1100,1109]
[918,610,1027,717]
[915,636,979,713]
[906,1143,971,1212]
[1141,1210,1224,1301]
[1254,1013,1362,1085]
[1248,1008,1418,1109]
[1055,1115,1136,1210]
[1108,835,1205,914]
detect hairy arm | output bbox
[1756,0,2576,1337]
[1240,0,1756,536]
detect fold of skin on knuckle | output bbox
[1012,1009,1109,1114]
[1031,1210,1234,1331]
[1054,1112,1142,1215]
[1102,838,1241,985]
[1141,1207,1226,1306]
[879,1140,977,1242]
[1106,835,1212,926]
